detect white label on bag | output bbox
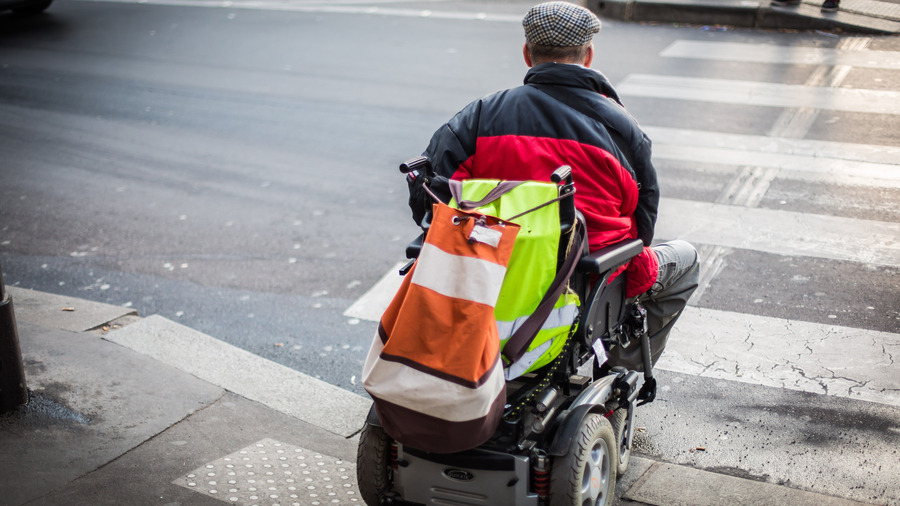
[593,338,608,368]
[468,224,503,247]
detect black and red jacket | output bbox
[413,63,660,296]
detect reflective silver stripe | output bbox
[505,340,553,380]
[496,303,578,340]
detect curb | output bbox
[592,0,900,34]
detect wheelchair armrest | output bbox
[576,239,644,276]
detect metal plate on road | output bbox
[173,438,361,505]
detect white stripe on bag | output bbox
[361,334,506,422]
[496,303,579,339]
[411,242,508,306]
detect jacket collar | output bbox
[524,63,622,105]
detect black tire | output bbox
[550,413,618,506]
[609,408,631,476]
[356,422,392,506]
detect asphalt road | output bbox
[1,1,898,504]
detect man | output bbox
[408,1,699,371]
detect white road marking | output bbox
[656,198,900,267]
[663,307,900,408]
[646,127,900,188]
[343,262,406,322]
[645,126,900,167]
[660,40,900,70]
[617,74,900,115]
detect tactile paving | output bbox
[173,438,360,505]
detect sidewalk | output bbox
[0,286,875,506]
[595,0,900,34]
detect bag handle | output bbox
[502,221,584,365]
[449,179,576,222]
[449,180,523,210]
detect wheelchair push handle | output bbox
[399,156,435,177]
[551,165,573,184]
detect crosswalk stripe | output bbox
[660,40,900,70]
[644,126,900,188]
[662,307,900,408]
[618,74,900,115]
[344,262,406,322]
[655,144,900,188]
[657,198,900,267]
[644,126,900,168]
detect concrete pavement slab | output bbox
[1,322,223,506]
[32,392,360,506]
[6,285,136,333]
[625,460,872,505]
[104,315,372,438]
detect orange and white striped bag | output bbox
[362,201,520,453]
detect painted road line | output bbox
[643,126,900,171]
[656,198,900,268]
[648,143,900,189]
[660,40,900,70]
[343,261,406,322]
[74,0,523,21]
[617,74,900,115]
[662,307,900,408]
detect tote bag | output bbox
[362,201,520,453]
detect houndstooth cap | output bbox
[522,2,600,47]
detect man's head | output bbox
[522,1,600,67]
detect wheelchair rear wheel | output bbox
[357,422,392,506]
[550,413,618,506]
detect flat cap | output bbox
[522,2,601,47]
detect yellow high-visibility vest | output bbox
[451,180,580,379]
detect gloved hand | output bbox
[408,174,450,227]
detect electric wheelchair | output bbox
[357,157,657,506]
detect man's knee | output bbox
[658,240,698,267]
[651,240,699,293]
